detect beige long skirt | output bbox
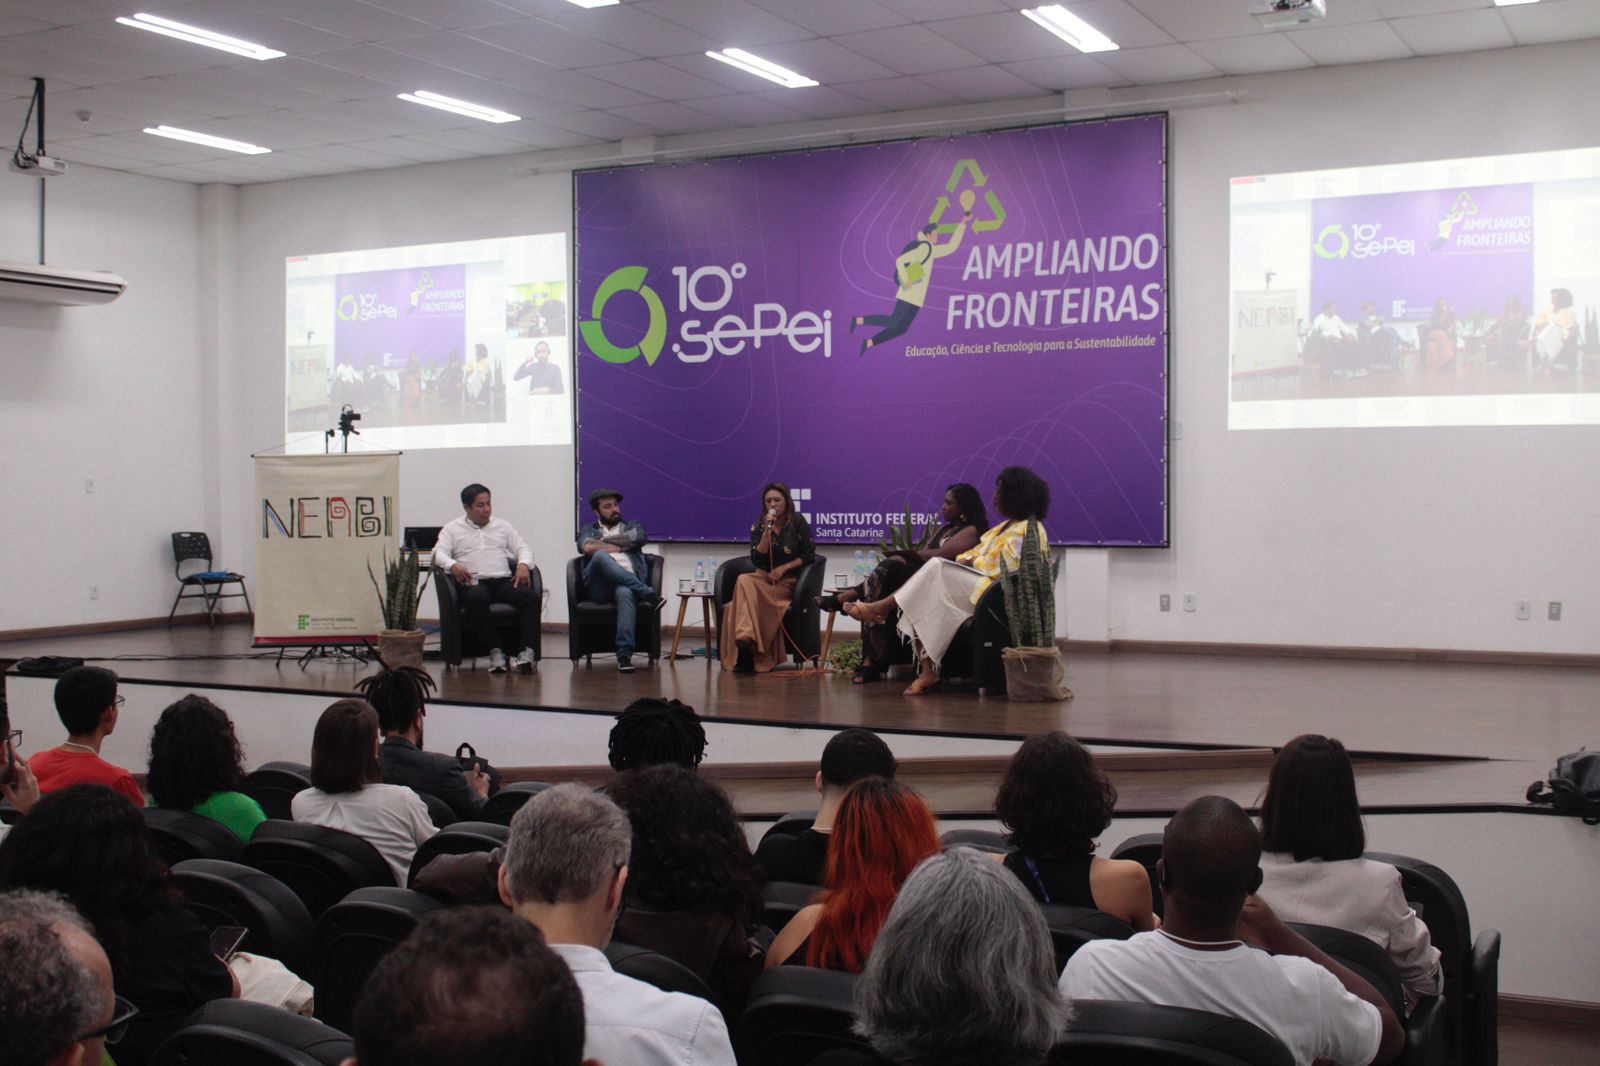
[720,570,798,672]
[895,558,984,669]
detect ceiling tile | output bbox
[459,18,639,68]
[727,37,890,85]
[243,56,396,100]
[267,141,420,168]
[537,5,720,58]
[748,0,908,37]
[1390,11,1516,57]
[0,13,52,36]
[53,138,157,168]
[633,0,813,47]
[333,136,482,163]
[9,27,225,77]
[0,41,139,88]
[1186,33,1315,76]
[107,75,281,119]
[470,118,596,147]
[210,0,439,43]
[0,0,123,28]
[916,63,1049,103]
[749,85,878,121]
[408,126,532,154]
[359,0,527,32]
[381,31,552,80]
[1368,0,1483,16]
[98,1,361,55]
[45,83,215,124]
[159,66,343,110]
[879,0,1010,19]
[245,100,449,140]
[1502,1,1600,47]
[1090,44,1220,84]
[584,59,730,101]
[160,115,318,151]
[1126,0,1266,43]
[608,100,737,134]
[540,108,665,140]
[1287,22,1413,65]
[840,76,962,112]
[832,24,987,76]
[501,67,657,108]
[298,43,459,89]
[680,92,806,127]
[1056,0,1178,49]
[72,131,218,164]
[1002,54,1128,91]
[925,12,1083,64]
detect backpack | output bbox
[1526,748,1600,825]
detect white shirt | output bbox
[549,943,736,1066]
[1257,852,1443,1000]
[290,782,437,886]
[433,515,533,579]
[1312,312,1356,340]
[1061,931,1382,1066]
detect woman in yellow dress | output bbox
[848,466,1050,696]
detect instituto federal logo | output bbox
[579,265,667,366]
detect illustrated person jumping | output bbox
[852,190,975,356]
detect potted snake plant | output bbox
[367,547,431,670]
[996,519,1072,701]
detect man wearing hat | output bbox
[577,489,662,672]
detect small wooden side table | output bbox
[819,588,856,671]
[670,591,717,661]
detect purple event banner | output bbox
[575,117,1168,546]
[1312,183,1533,323]
[334,264,467,371]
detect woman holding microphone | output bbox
[722,482,816,674]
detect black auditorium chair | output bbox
[713,556,828,665]
[604,941,718,1006]
[313,887,448,1034]
[735,966,868,1066]
[1109,831,1166,918]
[762,881,822,932]
[939,828,1009,854]
[1039,904,1135,975]
[566,554,666,664]
[433,561,543,668]
[418,790,458,829]
[758,810,818,845]
[1366,851,1501,1066]
[170,859,316,979]
[1290,922,1448,1066]
[151,1000,350,1066]
[1050,1000,1294,1066]
[937,581,1012,694]
[241,821,396,919]
[478,780,553,826]
[0,801,20,825]
[142,807,244,864]
[242,762,313,822]
[406,820,508,887]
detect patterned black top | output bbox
[748,513,816,572]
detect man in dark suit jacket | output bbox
[359,666,490,821]
[757,728,898,885]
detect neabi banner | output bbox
[253,453,400,645]
[575,116,1168,547]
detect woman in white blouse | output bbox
[291,698,436,885]
[1255,734,1443,1006]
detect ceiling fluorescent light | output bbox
[564,0,621,6]
[116,13,285,60]
[705,48,818,89]
[1491,0,1540,6]
[1021,5,1119,53]
[144,126,271,154]
[397,91,520,123]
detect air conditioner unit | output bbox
[0,260,127,306]
[1250,0,1326,29]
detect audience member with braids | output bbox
[358,665,493,821]
[146,694,266,843]
[606,764,766,1012]
[766,777,941,973]
[608,697,707,772]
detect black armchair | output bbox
[566,554,665,663]
[938,580,1011,693]
[432,563,543,668]
[714,555,828,664]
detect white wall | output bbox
[0,165,207,631]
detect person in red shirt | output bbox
[28,666,144,807]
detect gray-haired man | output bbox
[0,890,120,1066]
[497,783,735,1066]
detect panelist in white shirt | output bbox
[433,483,539,673]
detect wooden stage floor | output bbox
[2,623,1589,816]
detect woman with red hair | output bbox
[765,778,941,972]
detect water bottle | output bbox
[694,558,707,594]
[708,555,718,586]
[853,549,865,585]
[867,550,880,573]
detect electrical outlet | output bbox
[84,477,95,494]
[1171,420,1184,441]
[1548,601,1562,621]
[1159,594,1171,612]
[1515,600,1531,621]
[1183,593,1197,613]
[89,585,99,600]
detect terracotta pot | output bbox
[377,628,426,671]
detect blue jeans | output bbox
[585,552,656,659]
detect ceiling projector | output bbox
[9,152,69,177]
[1251,0,1327,29]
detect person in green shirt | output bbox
[146,695,266,843]
[851,206,972,356]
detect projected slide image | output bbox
[1229,147,1600,429]
[285,233,570,451]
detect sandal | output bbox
[852,665,882,684]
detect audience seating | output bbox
[150,999,350,1066]
[241,821,396,919]
[170,858,316,979]
[735,966,868,1066]
[1366,851,1501,1066]
[1109,831,1166,918]
[312,886,448,1034]
[604,940,719,1007]
[939,828,1008,854]
[1289,922,1448,1066]
[242,762,313,821]
[1039,903,1135,975]
[432,562,543,668]
[417,790,458,829]
[758,810,818,845]
[405,820,508,887]
[168,531,252,626]
[762,880,821,932]
[934,580,1011,693]
[141,807,244,864]
[714,556,829,664]
[0,801,19,825]
[478,780,553,826]
[566,554,666,664]
[1050,1000,1294,1066]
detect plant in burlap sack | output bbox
[879,503,936,553]
[997,519,1072,702]
[367,548,432,670]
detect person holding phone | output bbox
[721,482,815,674]
[0,696,42,839]
[358,664,493,821]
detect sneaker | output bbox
[487,648,508,673]
[514,648,535,673]
[617,656,635,673]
